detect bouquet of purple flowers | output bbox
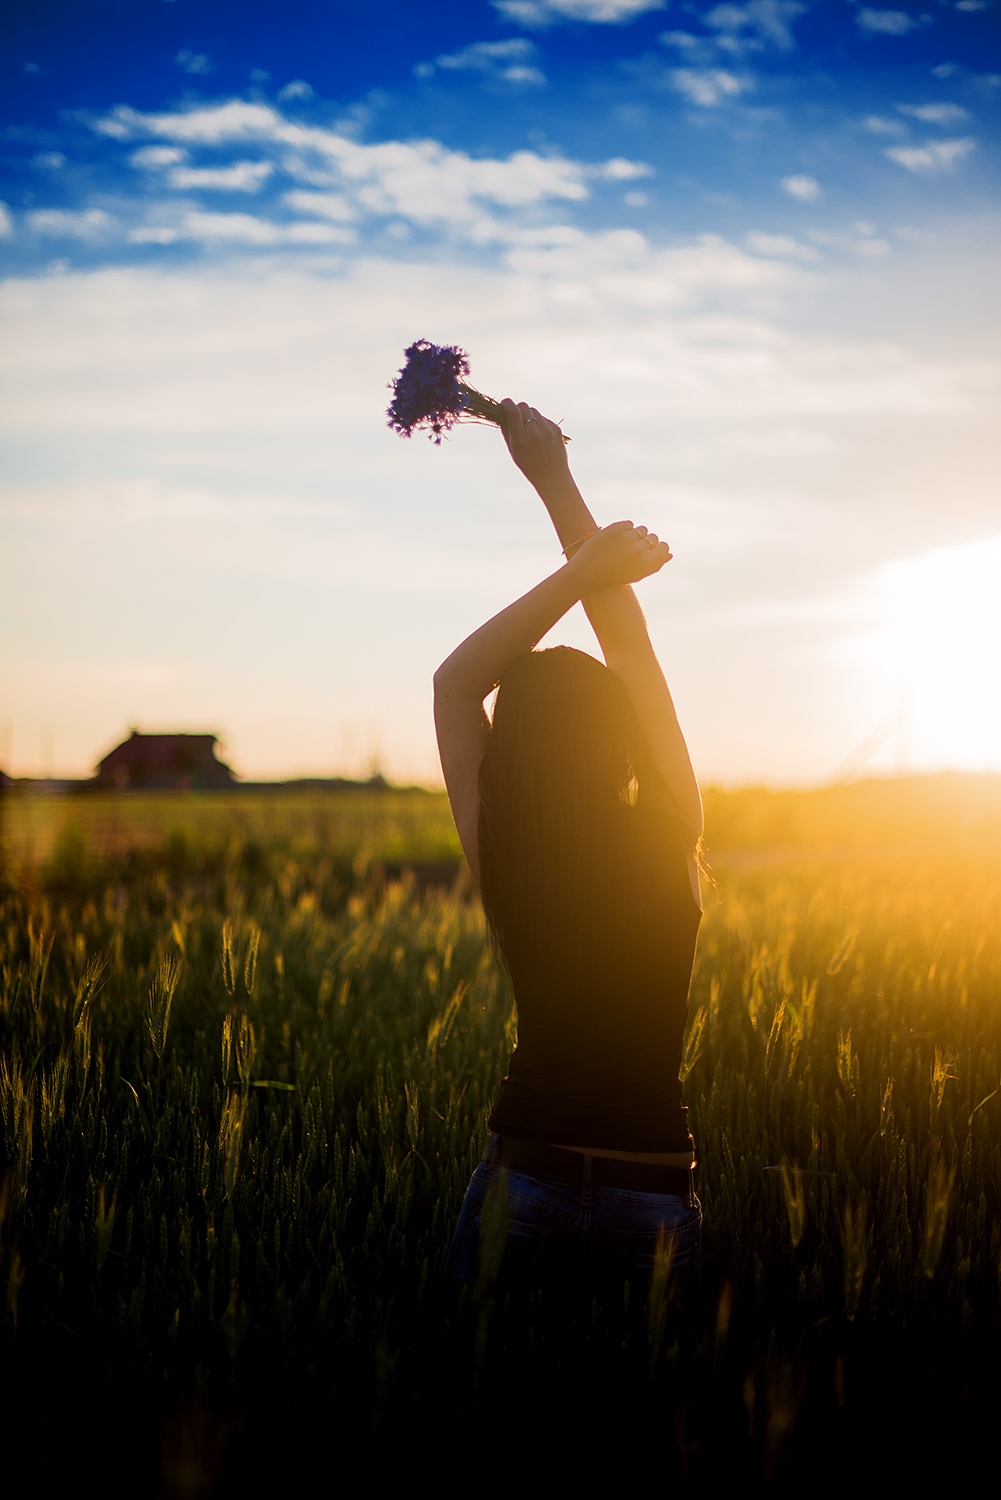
[386,339,507,445]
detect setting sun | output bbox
[852,534,1001,774]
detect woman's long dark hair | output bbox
[478,647,686,991]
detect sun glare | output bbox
[852,534,1001,773]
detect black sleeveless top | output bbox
[486,810,701,1153]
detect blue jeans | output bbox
[446,1135,702,1292]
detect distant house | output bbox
[95,731,236,791]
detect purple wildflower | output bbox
[387,339,473,444]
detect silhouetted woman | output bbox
[434,399,704,1289]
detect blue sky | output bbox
[3,0,998,264]
[1,1,999,782]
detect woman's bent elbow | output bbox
[433,660,455,695]
[434,656,486,703]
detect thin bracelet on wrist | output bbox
[562,527,598,557]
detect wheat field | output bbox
[2,779,1000,1490]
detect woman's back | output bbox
[486,804,701,1152]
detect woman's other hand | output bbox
[568,521,672,591]
[500,399,571,494]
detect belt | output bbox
[493,1135,694,1197]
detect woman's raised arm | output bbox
[499,399,703,848]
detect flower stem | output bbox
[457,383,570,442]
[458,383,507,429]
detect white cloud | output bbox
[863,115,906,135]
[95,102,280,144]
[704,1,805,51]
[176,50,212,75]
[498,227,805,303]
[593,156,653,180]
[624,190,648,206]
[28,208,115,239]
[781,173,821,201]
[808,226,893,257]
[175,212,355,245]
[31,151,66,169]
[670,68,750,105]
[886,137,976,170]
[855,8,927,35]
[855,237,892,256]
[419,38,546,85]
[746,231,818,260]
[955,1,989,10]
[492,0,664,25]
[5,242,986,474]
[283,190,358,221]
[277,81,314,102]
[898,102,970,124]
[0,202,13,238]
[128,227,179,245]
[93,101,596,238]
[659,30,705,50]
[130,145,188,167]
[170,161,274,192]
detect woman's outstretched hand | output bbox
[568,520,672,591]
[500,399,571,493]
